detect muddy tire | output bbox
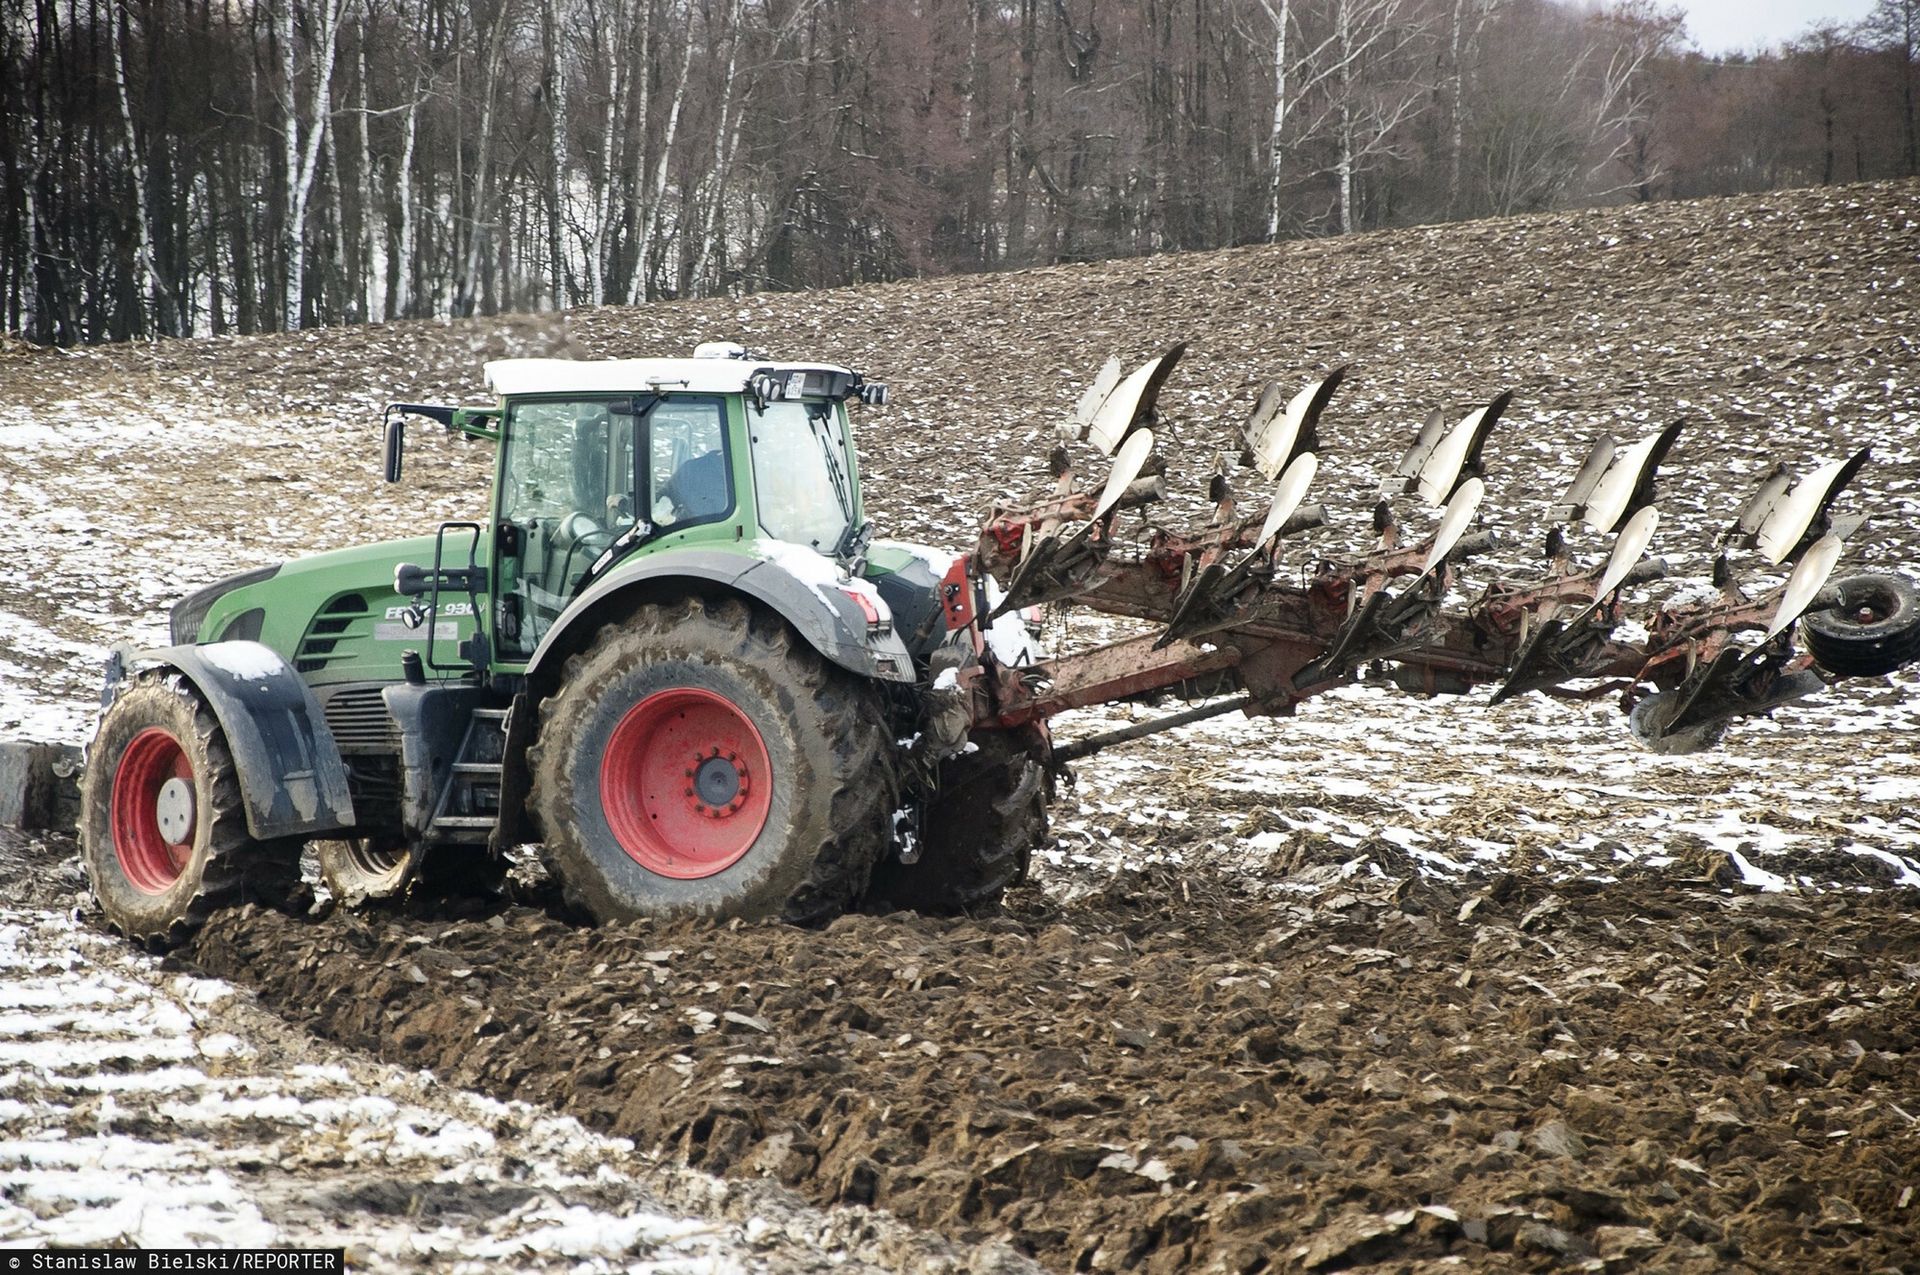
[866,730,1048,914]
[528,596,894,924]
[1802,572,1920,678]
[318,837,506,911]
[316,836,415,904]
[80,674,302,949]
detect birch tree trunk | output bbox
[961,0,979,144]
[454,3,510,316]
[543,0,571,307]
[354,0,374,321]
[1448,0,1466,214]
[691,0,745,296]
[1258,0,1288,242]
[583,0,628,305]
[20,128,39,339]
[626,17,696,303]
[1337,0,1355,234]
[278,0,344,332]
[109,1,161,334]
[390,77,419,318]
[324,105,347,321]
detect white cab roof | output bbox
[484,357,852,398]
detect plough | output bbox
[942,345,1916,762]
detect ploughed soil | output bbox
[185,864,1920,1273]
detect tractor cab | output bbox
[384,345,890,675]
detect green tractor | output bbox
[81,343,1048,947]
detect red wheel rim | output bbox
[111,727,195,894]
[600,687,773,879]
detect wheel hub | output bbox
[689,751,748,816]
[111,727,196,894]
[154,777,195,844]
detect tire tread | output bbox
[528,596,895,925]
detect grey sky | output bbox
[1679,0,1880,53]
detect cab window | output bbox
[748,398,853,552]
[648,402,731,530]
[494,396,730,657]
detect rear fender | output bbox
[522,546,916,688]
[107,641,356,840]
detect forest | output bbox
[2,0,1916,345]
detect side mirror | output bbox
[393,563,428,596]
[383,417,405,483]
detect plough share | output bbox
[942,345,1919,762]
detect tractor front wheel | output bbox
[527,597,894,924]
[80,675,300,949]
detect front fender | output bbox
[523,544,916,685]
[109,642,356,840]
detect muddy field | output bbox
[182,854,1920,1272]
[3,179,1919,1269]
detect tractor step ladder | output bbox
[428,707,507,840]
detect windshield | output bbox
[749,399,854,552]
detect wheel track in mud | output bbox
[184,872,1920,1272]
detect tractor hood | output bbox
[187,534,479,685]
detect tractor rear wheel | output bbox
[865,730,1049,914]
[1802,573,1920,678]
[528,596,894,924]
[80,674,301,949]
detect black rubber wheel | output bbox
[1803,573,1920,678]
[527,596,895,924]
[1627,690,1729,756]
[80,674,302,949]
[865,729,1049,914]
[316,836,416,904]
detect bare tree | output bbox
[543,0,573,305]
[1859,0,1918,172]
[690,0,748,295]
[625,6,698,301]
[1247,0,1343,240]
[5,0,1915,346]
[1469,0,1674,215]
[277,0,346,330]
[108,0,163,333]
[1447,0,1503,213]
[1327,0,1437,232]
